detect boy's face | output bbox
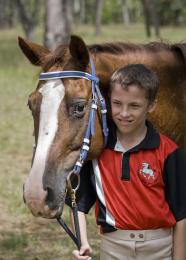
[110,83,156,137]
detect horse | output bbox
[18,35,186,219]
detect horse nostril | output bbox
[45,187,58,210]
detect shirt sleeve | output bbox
[164,148,186,221]
[65,161,96,214]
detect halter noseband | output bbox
[39,58,108,250]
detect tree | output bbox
[16,0,41,40]
[142,0,160,38]
[0,0,17,29]
[44,0,74,50]
[95,0,104,35]
[122,0,130,26]
[80,0,85,24]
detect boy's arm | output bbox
[71,210,92,260]
[66,161,96,259]
[164,147,186,259]
[173,218,186,260]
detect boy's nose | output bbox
[120,106,130,117]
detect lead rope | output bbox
[57,183,81,250]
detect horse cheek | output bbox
[88,116,104,160]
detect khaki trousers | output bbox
[100,228,173,260]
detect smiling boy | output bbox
[71,64,186,260]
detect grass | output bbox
[1,23,186,259]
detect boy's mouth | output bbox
[118,119,133,123]
[117,119,134,126]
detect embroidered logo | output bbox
[140,163,154,178]
[138,162,158,185]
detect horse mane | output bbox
[88,41,172,54]
[42,40,186,70]
[42,44,69,70]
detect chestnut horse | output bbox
[18,35,186,219]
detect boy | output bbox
[71,64,186,260]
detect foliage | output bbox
[156,0,186,25]
[1,0,186,41]
[83,0,142,24]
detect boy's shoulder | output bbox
[159,133,178,157]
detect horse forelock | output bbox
[41,45,70,71]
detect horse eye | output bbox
[75,104,84,112]
[69,102,86,118]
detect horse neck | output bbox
[93,53,125,84]
[91,51,139,87]
[90,44,180,88]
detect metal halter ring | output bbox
[66,170,80,193]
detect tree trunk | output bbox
[44,0,73,50]
[95,0,104,36]
[80,0,85,24]
[142,0,160,38]
[142,0,151,38]
[0,0,6,28]
[16,0,41,40]
[122,0,130,26]
[0,0,16,28]
[7,1,17,28]
[147,0,160,37]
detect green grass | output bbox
[1,23,186,259]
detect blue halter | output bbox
[39,59,108,177]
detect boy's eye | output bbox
[112,101,121,105]
[130,104,141,108]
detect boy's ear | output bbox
[148,99,157,113]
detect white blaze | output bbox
[25,79,65,198]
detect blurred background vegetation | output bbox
[1,0,186,259]
[1,0,186,47]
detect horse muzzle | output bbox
[23,180,64,219]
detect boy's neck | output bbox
[117,124,147,151]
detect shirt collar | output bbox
[106,120,160,152]
[114,138,127,153]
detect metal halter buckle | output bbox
[66,170,80,194]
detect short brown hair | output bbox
[110,64,159,103]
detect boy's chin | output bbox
[117,125,134,135]
[116,121,141,133]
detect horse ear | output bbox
[18,36,50,66]
[69,35,89,67]
[172,44,186,63]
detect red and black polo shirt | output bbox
[72,121,186,232]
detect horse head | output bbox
[18,36,105,218]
